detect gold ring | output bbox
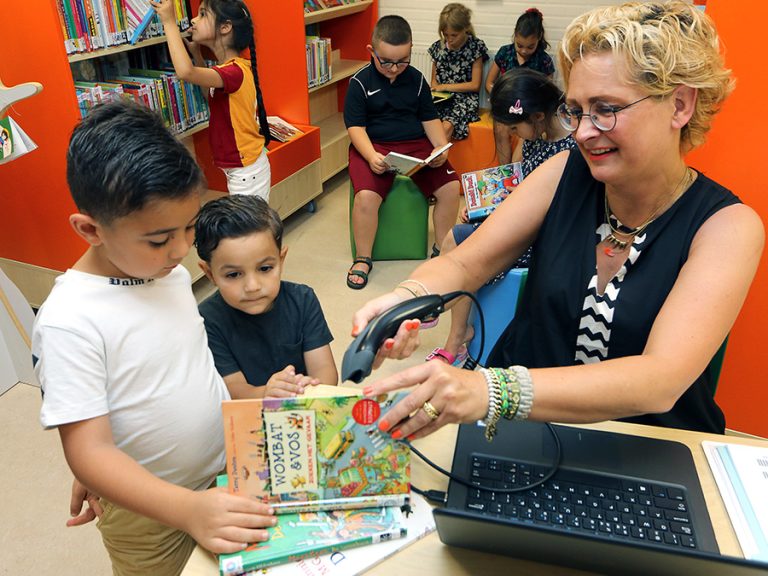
[422,401,440,421]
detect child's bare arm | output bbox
[151,0,224,89]
[224,370,266,399]
[348,126,387,174]
[304,345,338,386]
[485,61,500,95]
[422,119,450,167]
[59,415,276,553]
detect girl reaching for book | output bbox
[152,0,272,200]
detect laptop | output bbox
[433,420,768,575]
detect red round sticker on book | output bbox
[352,398,381,425]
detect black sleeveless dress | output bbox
[488,149,740,433]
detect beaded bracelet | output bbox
[510,365,534,420]
[480,368,502,441]
[491,368,521,421]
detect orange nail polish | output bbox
[391,429,403,440]
[352,325,359,336]
[384,340,394,350]
[378,419,391,432]
[407,434,416,441]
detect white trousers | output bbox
[222,148,271,201]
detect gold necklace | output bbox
[603,167,693,257]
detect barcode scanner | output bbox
[341,292,466,384]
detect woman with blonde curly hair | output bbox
[352,1,764,435]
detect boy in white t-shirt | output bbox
[33,101,276,575]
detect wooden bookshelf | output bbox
[308,59,367,94]
[67,34,188,63]
[305,2,377,182]
[304,0,374,25]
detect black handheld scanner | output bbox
[341,292,461,384]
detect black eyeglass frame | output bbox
[557,94,653,132]
[371,48,411,71]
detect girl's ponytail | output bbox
[248,36,271,146]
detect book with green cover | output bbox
[222,385,411,513]
[218,505,406,576]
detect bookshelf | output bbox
[0,0,322,305]
[305,1,378,182]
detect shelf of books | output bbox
[304,0,374,26]
[305,0,377,182]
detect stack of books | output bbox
[218,385,428,575]
[55,0,192,55]
[306,36,332,88]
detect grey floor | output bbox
[0,171,452,575]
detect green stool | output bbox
[349,175,429,260]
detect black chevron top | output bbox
[488,149,740,433]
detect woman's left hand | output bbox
[363,361,488,440]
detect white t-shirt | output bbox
[34,266,230,491]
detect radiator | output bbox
[410,45,495,108]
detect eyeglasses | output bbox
[372,49,411,71]
[556,95,653,132]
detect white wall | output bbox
[378,1,627,70]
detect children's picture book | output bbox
[222,385,411,513]
[261,492,435,576]
[260,116,304,143]
[0,116,38,165]
[431,91,453,105]
[462,162,523,221]
[382,142,452,178]
[703,441,768,561]
[219,504,406,576]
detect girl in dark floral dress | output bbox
[428,3,488,141]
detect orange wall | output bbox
[0,0,84,271]
[687,0,767,436]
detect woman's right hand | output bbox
[363,361,489,440]
[352,291,422,370]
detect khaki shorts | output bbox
[97,497,197,576]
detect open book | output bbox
[383,142,452,177]
[462,162,523,221]
[222,385,410,514]
[431,91,453,105]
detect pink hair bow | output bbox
[509,99,524,115]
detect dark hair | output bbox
[372,15,412,46]
[490,68,563,126]
[195,195,283,263]
[206,0,270,145]
[66,101,203,224]
[515,7,549,52]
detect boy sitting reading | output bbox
[33,101,275,576]
[196,195,338,399]
[344,14,461,289]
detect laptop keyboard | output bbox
[466,455,698,550]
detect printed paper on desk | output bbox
[703,441,768,561]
